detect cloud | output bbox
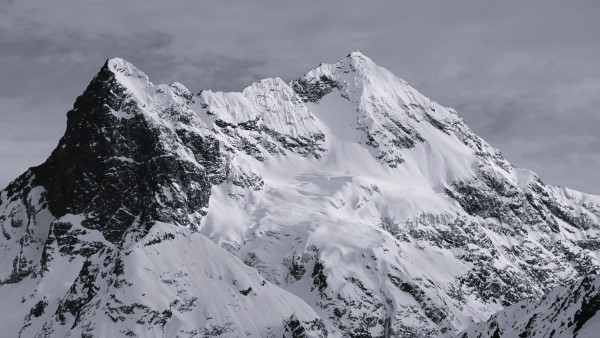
[1,0,599,193]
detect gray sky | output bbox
[1,0,599,193]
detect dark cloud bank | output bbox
[1,0,599,193]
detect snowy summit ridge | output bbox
[1,52,600,338]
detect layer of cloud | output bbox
[1,0,599,193]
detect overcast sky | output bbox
[1,0,599,193]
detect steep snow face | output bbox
[458,273,600,338]
[197,52,600,336]
[196,76,326,163]
[1,52,600,337]
[294,52,489,176]
[199,77,321,138]
[1,219,327,338]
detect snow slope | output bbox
[458,273,600,338]
[1,52,599,337]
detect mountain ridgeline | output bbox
[1,52,599,337]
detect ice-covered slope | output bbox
[458,273,600,338]
[1,52,600,337]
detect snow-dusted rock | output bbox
[458,273,600,338]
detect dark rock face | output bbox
[572,276,600,333]
[358,107,425,168]
[446,165,600,239]
[214,116,326,161]
[441,168,600,305]
[292,75,340,103]
[283,314,328,338]
[0,60,229,333]
[29,61,222,244]
[459,273,600,338]
[446,169,550,231]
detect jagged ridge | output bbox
[0,52,599,337]
[458,272,600,338]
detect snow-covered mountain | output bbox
[1,52,599,337]
[458,272,600,338]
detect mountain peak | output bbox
[344,50,376,66]
[95,58,195,120]
[298,50,414,100]
[302,50,380,81]
[104,57,150,81]
[99,57,153,102]
[2,53,600,338]
[347,50,367,58]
